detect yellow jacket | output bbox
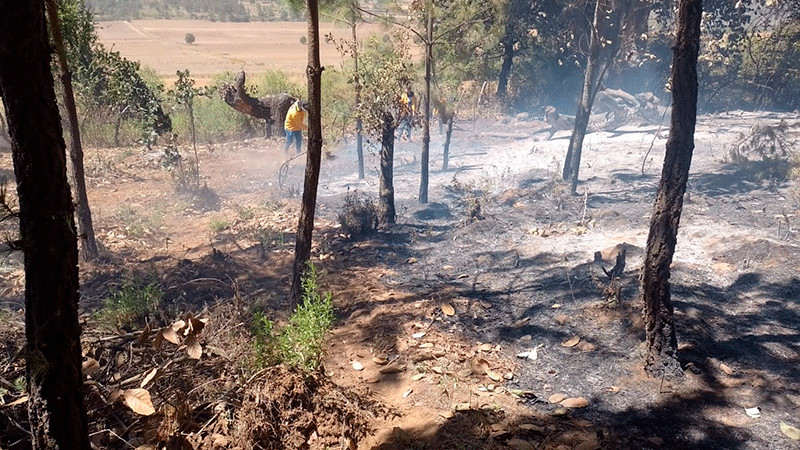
[284,103,306,131]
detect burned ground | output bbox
[1,111,799,449]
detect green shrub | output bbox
[98,280,163,328]
[250,263,334,372]
[209,217,229,233]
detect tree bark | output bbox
[46,0,98,261]
[0,0,89,447]
[352,19,365,180]
[496,37,515,98]
[442,114,454,171]
[563,0,630,193]
[290,0,324,305]
[419,13,433,204]
[379,112,396,224]
[219,71,296,138]
[640,0,702,378]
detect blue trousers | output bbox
[284,130,303,153]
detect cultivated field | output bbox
[96,19,390,84]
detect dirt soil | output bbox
[1,110,800,449]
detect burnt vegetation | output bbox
[1,0,800,448]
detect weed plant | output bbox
[250,263,334,372]
[98,280,163,329]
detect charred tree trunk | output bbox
[379,112,395,224]
[442,114,454,171]
[290,0,324,305]
[562,0,630,193]
[419,13,433,204]
[220,71,296,138]
[46,0,98,261]
[0,0,89,447]
[640,0,702,378]
[496,37,515,98]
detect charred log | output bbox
[220,71,296,138]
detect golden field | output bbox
[96,19,390,85]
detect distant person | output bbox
[284,99,308,154]
[397,88,417,141]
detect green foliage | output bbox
[700,11,800,111]
[184,32,196,44]
[252,225,284,249]
[209,217,229,233]
[249,263,334,372]
[356,33,415,135]
[56,0,172,146]
[98,280,163,328]
[338,190,379,236]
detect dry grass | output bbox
[96,20,392,85]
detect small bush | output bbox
[185,33,195,45]
[252,225,284,250]
[209,217,229,233]
[98,280,163,328]
[338,191,379,237]
[250,263,334,372]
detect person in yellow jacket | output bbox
[397,89,417,141]
[284,99,308,154]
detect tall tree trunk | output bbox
[352,19,365,180]
[0,1,89,448]
[46,0,98,261]
[563,0,630,193]
[442,114,454,170]
[379,112,395,224]
[640,0,702,378]
[496,37,515,98]
[291,0,324,305]
[419,13,433,204]
[188,104,200,189]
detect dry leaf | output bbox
[511,317,530,328]
[561,336,581,348]
[551,303,561,309]
[372,356,389,365]
[441,304,455,316]
[506,438,535,450]
[171,319,187,334]
[412,332,426,339]
[577,341,596,352]
[352,361,364,371]
[185,334,202,359]
[419,342,434,348]
[136,324,151,347]
[440,410,454,418]
[478,343,494,352]
[412,374,426,381]
[548,393,566,404]
[605,385,621,393]
[107,389,124,404]
[82,358,101,376]
[454,402,472,411]
[3,395,28,408]
[561,397,589,408]
[161,327,180,345]
[719,363,734,375]
[186,314,206,335]
[780,422,800,440]
[140,368,159,388]
[123,388,156,416]
[486,370,503,382]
